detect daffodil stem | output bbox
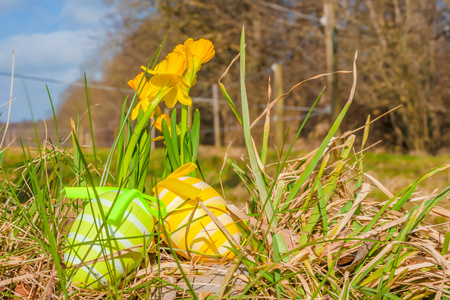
[119,98,162,187]
[180,104,188,164]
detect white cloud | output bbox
[0,30,98,79]
[0,0,113,123]
[4,31,88,60]
[0,29,103,122]
[6,31,96,69]
[61,0,113,29]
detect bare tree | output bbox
[338,0,449,152]
[56,0,449,151]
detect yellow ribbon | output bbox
[165,162,197,179]
[155,163,203,200]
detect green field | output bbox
[2,146,448,206]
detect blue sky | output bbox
[0,0,114,123]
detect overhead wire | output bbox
[0,71,329,113]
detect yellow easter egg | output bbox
[156,176,240,261]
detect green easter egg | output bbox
[64,190,154,290]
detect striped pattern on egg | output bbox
[64,191,154,290]
[156,176,240,261]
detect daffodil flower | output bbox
[152,51,186,76]
[148,74,191,108]
[140,52,192,108]
[151,113,171,141]
[174,38,215,85]
[185,38,215,69]
[153,113,170,133]
[128,72,161,120]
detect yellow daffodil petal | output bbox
[134,39,206,110]
[143,52,186,76]
[176,87,192,106]
[148,74,191,108]
[128,73,162,120]
[128,72,160,104]
[143,81,160,97]
[171,38,214,85]
[165,52,186,75]
[151,59,167,74]
[173,43,185,54]
[154,113,171,132]
[151,136,165,141]
[185,38,215,64]
[131,102,142,120]
[131,98,152,120]
[127,72,145,91]
[163,88,178,108]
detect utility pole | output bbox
[272,63,284,150]
[324,1,339,125]
[150,125,155,150]
[212,83,221,148]
[187,106,192,127]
